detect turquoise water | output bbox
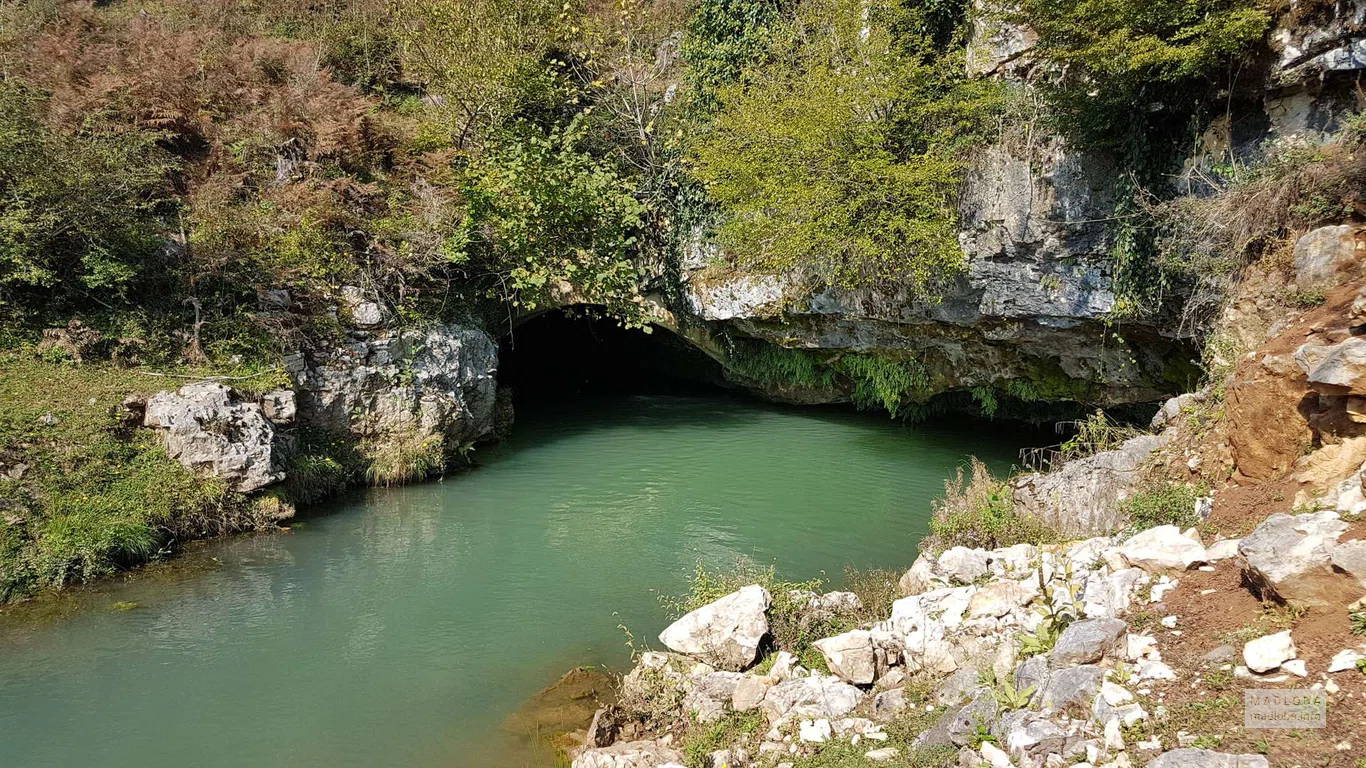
[0,395,1040,767]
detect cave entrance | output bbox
[498,308,729,400]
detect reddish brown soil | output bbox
[1223,280,1364,484]
[1205,475,1304,539]
[1144,559,1366,767]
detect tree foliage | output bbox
[394,0,561,148]
[681,0,784,111]
[455,118,649,321]
[1019,0,1271,149]
[686,0,1000,297]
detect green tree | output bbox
[686,0,999,297]
[394,0,561,148]
[454,118,649,321]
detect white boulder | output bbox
[143,382,282,492]
[813,630,877,685]
[659,585,771,671]
[1118,526,1207,573]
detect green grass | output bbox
[1119,482,1207,532]
[0,353,262,601]
[681,709,765,768]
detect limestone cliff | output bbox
[663,2,1366,411]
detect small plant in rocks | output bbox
[1350,609,1366,636]
[1020,558,1086,657]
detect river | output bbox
[0,393,1044,767]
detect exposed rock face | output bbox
[680,137,1188,407]
[143,382,282,492]
[1293,225,1362,289]
[1225,352,1314,479]
[1296,337,1366,394]
[966,0,1036,76]
[658,585,770,671]
[1273,0,1366,76]
[1239,510,1366,607]
[571,739,684,768]
[293,325,499,452]
[1012,434,1168,535]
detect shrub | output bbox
[1017,0,1272,151]
[925,458,1057,552]
[0,84,175,318]
[362,431,447,486]
[454,118,649,322]
[1154,116,1366,333]
[1057,410,1143,462]
[686,0,1000,297]
[666,559,891,669]
[280,429,364,505]
[1120,482,1206,531]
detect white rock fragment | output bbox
[980,741,1013,768]
[1328,648,1366,672]
[1118,526,1207,573]
[1243,631,1297,674]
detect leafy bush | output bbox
[455,118,649,321]
[0,85,174,318]
[1120,482,1206,531]
[1155,115,1366,331]
[687,0,1000,297]
[925,458,1057,552]
[1057,410,1143,462]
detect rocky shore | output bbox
[572,515,1365,768]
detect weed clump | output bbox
[1119,482,1207,532]
[923,458,1058,553]
[666,560,898,671]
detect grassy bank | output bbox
[0,354,270,602]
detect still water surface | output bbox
[0,394,1042,767]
